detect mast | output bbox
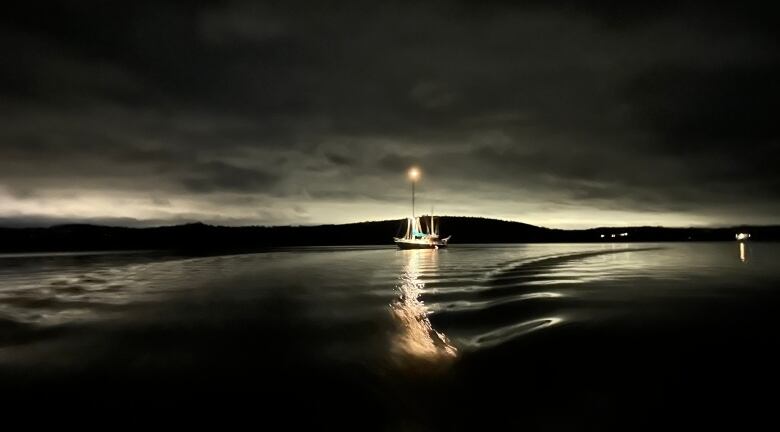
[408,167,419,220]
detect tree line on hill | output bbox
[1,216,778,253]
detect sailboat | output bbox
[394,167,451,249]
[394,215,451,249]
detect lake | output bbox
[0,243,778,429]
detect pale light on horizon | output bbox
[0,186,773,229]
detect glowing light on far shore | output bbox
[408,167,420,181]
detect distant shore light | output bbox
[408,167,420,181]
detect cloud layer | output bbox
[2,1,778,227]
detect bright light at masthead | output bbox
[408,167,420,181]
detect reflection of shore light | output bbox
[391,250,457,364]
[739,242,747,263]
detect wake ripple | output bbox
[424,248,663,350]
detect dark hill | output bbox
[0,217,778,253]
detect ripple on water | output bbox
[429,291,565,314]
[419,247,666,352]
[462,317,564,349]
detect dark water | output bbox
[1,243,778,429]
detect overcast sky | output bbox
[1,1,778,228]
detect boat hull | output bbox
[393,237,450,249]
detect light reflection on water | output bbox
[390,249,457,365]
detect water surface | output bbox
[1,243,777,429]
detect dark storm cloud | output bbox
[1,1,779,226]
[181,161,280,193]
[627,63,780,146]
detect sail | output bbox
[412,217,425,237]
